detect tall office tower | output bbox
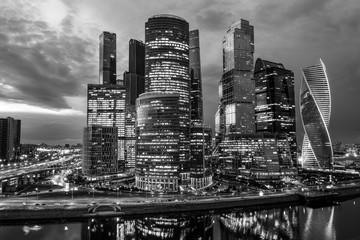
[216,19,255,137]
[189,124,212,189]
[254,58,297,167]
[87,84,126,173]
[99,31,117,85]
[124,39,145,170]
[135,92,181,192]
[143,14,191,174]
[0,117,21,165]
[300,59,333,169]
[82,125,118,177]
[188,30,212,188]
[189,29,203,124]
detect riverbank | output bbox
[1,183,360,222]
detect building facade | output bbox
[82,125,118,177]
[135,92,181,192]
[99,31,117,85]
[87,84,126,172]
[124,39,145,170]
[189,29,203,124]
[254,58,297,167]
[300,59,333,169]
[136,14,190,189]
[0,117,21,165]
[189,124,212,189]
[216,19,255,137]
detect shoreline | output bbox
[1,183,360,223]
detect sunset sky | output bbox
[0,0,359,145]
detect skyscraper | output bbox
[0,117,21,165]
[124,39,145,170]
[254,58,296,167]
[99,31,117,85]
[87,84,126,172]
[144,14,190,172]
[135,92,181,192]
[216,19,255,137]
[300,59,333,169]
[83,125,118,177]
[135,14,190,191]
[188,29,212,188]
[189,29,203,124]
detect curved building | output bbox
[143,14,190,181]
[300,59,333,169]
[135,92,181,192]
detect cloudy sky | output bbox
[0,0,359,145]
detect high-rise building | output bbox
[254,58,297,167]
[124,39,145,170]
[0,117,21,165]
[216,19,255,137]
[188,30,212,188]
[135,92,181,192]
[143,14,190,172]
[87,84,126,172]
[82,125,118,177]
[189,124,212,189]
[99,31,117,85]
[300,59,333,169]
[189,29,203,124]
[135,14,190,191]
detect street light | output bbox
[116,188,119,200]
[92,187,94,199]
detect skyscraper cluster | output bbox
[83,13,333,188]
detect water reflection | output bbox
[302,206,336,240]
[80,207,301,240]
[2,199,360,240]
[219,207,299,239]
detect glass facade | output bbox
[217,19,255,136]
[254,58,297,167]
[189,124,212,189]
[82,125,118,176]
[87,84,126,172]
[135,92,181,192]
[99,31,116,85]
[143,14,190,176]
[218,133,293,179]
[300,59,333,169]
[189,29,203,124]
[124,39,145,171]
[0,117,21,165]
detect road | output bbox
[0,155,80,180]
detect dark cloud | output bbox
[0,7,97,110]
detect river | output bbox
[0,197,359,239]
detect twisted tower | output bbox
[300,59,333,169]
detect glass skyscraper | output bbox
[300,59,333,169]
[124,39,145,170]
[0,117,21,165]
[144,14,190,171]
[99,31,117,85]
[189,29,203,124]
[135,92,181,192]
[135,14,190,191]
[83,125,118,177]
[216,19,255,136]
[87,84,126,172]
[254,58,297,167]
